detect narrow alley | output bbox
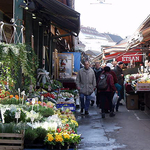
[76,103,150,150]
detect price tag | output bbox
[15,111,21,119]
[29,85,33,93]
[32,98,35,105]
[48,85,51,91]
[1,108,6,123]
[41,95,44,101]
[31,117,34,122]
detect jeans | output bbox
[80,93,91,111]
[116,85,124,110]
[98,92,113,113]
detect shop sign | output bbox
[116,53,142,63]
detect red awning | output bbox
[104,52,122,60]
[104,49,143,63]
[116,52,143,63]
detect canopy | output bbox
[104,50,143,63]
[103,43,127,54]
[24,0,80,36]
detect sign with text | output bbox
[116,53,142,63]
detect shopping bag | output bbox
[90,91,96,102]
[112,92,119,105]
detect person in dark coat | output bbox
[93,62,103,107]
[97,66,117,118]
[106,63,121,112]
[113,61,124,111]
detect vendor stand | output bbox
[125,73,150,111]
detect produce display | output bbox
[125,73,150,91]
[0,43,81,149]
[0,83,81,149]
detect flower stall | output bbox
[125,73,150,111]
[0,43,81,149]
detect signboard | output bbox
[116,53,142,63]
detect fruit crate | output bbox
[136,83,150,91]
[56,103,76,112]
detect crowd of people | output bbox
[76,60,124,118]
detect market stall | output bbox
[0,43,81,149]
[125,72,150,111]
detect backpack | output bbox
[97,74,108,90]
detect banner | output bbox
[116,53,142,63]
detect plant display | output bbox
[24,127,38,144]
[45,132,81,147]
[4,109,26,123]
[0,42,81,149]
[0,97,20,105]
[0,43,38,91]
[0,122,26,133]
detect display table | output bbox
[58,76,77,90]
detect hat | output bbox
[106,63,114,69]
[118,61,123,65]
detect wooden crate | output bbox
[0,131,24,150]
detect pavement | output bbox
[76,102,150,150]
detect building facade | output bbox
[75,26,123,53]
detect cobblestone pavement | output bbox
[76,104,150,150]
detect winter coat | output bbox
[97,72,116,92]
[113,65,124,85]
[94,67,103,82]
[109,70,118,84]
[76,67,96,95]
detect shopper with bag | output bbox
[106,63,120,111]
[114,61,124,111]
[97,66,117,118]
[76,61,96,115]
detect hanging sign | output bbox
[116,53,142,63]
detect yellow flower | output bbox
[71,120,78,126]
[63,133,70,139]
[55,134,63,142]
[47,133,54,142]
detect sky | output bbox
[75,0,150,39]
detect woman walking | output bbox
[97,66,117,118]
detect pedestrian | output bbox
[93,62,103,107]
[97,66,117,118]
[76,60,96,115]
[113,61,124,111]
[112,61,117,68]
[106,63,121,111]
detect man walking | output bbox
[93,62,103,107]
[114,61,124,111]
[76,61,96,115]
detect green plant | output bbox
[28,105,54,117]
[35,127,47,143]
[39,107,54,117]
[0,98,20,105]
[24,127,38,144]
[0,43,38,92]
[0,123,24,133]
[4,109,26,123]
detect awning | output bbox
[104,52,123,60]
[103,43,127,54]
[126,15,150,50]
[116,52,143,63]
[104,50,143,63]
[23,0,80,36]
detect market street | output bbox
[76,103,150,150]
